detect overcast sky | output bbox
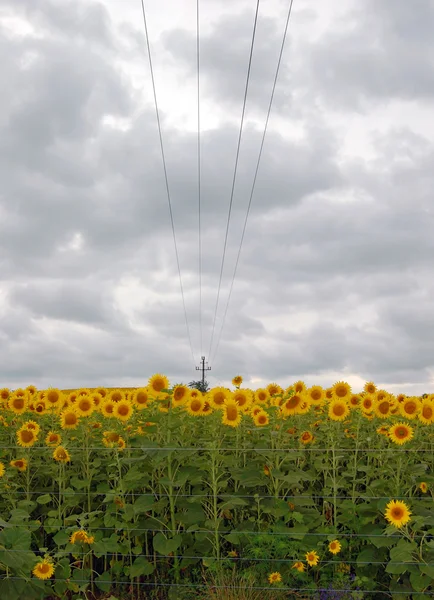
[1,0,433,393]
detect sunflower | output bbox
[34,400,47,415]
[307,386,325,405]
[332,381,351,401]
[148,374,169,396]
[293,380,307,394]
[32,558,54,580]
[0,462,5,477]
[418,400,434,425]
[328,540,341,555]
[251,404,263,417]
[207,387,231,410]
[103,431,120,447]
[325,388,334,400]
[60,408,80,429]
[364,381,377,394]
[376,389,389,402]
[107,389,125,403]
[23,420,40,435]
[171,384,189,406]
[376,426,389,437]
[281,393,304,416]
[68,392,78,404]
[201,400,213,416]
[253,411,269,427]
[89,392,103,410]
[268,572,282,584]
[76,395,94,417]
[254,388,270,404]
[0,388,10,402]
[190,389,201,399]
[297,398,312,415]
[419,482,428,493]
[361,394,375,414]
[233,389,253,412]
[374,398,391,419]
[53,446,71,462]
[264,465,271,476]
[8,394,28,415]
[117,437,126,450]
[222,401,242,428]
[10,458,28,472]
[185,396,205,417]
[292,561,305,573]
[267,383,282,397]
[101,399,116,418]
[26,385,37,396]
[132,388,150,410]
[114,400,133,422]
[300,431,314,445]
[232,375,243,387]
[384,499,411,528]
[305,550,319,566]
[45,431,62,447]
[17,427,37,448]
[349,394,361,409]
[328,399,350,422]
[388,422,414,445]
[45,388,62,408]
[70,529,93,544]
[399,397,421,420]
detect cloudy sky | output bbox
[1,0,433,394]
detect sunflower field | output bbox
[0,376,434,599]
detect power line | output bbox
[197,0,203,356]
[212,0,296,366]
[207,0,261,360]
[139,0,196,366]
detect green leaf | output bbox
[0,527,31,551]
[53,530,70,546]
[129,556,155,577]
[133,495,155,515]
[95,571,112,592]
[356,547,379,566]
[36,494,52,505]
[389,540,417,562]
[410,570,432,592]
[153,533,182,555]
[0,578,27,600]
[420,564,434,579]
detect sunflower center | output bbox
[152,379,165,392]
[423,406,433,419]
[117,404,129,416]
[404,402,417,414]
[396,427,408,439]
[391,508,404,519]
[333,404,346,416]
[226,406,238,421]
[258,415,267,425]
[311,390,321,401]
[363,400,372,409]
[378,401,389,414]
[335,386,347,398]
[65,413,77,425]
[174,388,185,401]
[190,399,202,413]
[47,391,59,404]
[20,430,33,443]
[136,392,148,405]
[235,395,247,406]
[213,392,225,405]
[13,398,25,409]
[39,563,51,574]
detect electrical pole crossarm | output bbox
[195,355,211,385]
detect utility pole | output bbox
[196,356,211,386]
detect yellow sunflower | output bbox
[114,400,133,422]
[222,401,242,428]
[172,384,190,406]
[281,393,304,416]
[328,399,350,422]
[293,380,307,394]
[132,388,151,410]
[70,529,93,544]
[22,420,40,435]
[364,381,377,394]
[399,397,421,420]
[101,399,116,418]
[300,431,314,445]
[53,446,71,462]
[201,400,213,416]
[419,482,428,493]
[0,388,10,402]
[8,393,28,415]
[45,432,62,447]
[95,387,107,398]
[332,381,352,401]
[307,386,325,405]
[292,561,305,572]
[361,394,375,414]
[418,400,434,425]
[107,389,125,403]
[388,422,414,445]
[232,375,243,387]
[373,398,391,419]
[254,388,270,404]
[10,458,28,472]
[253,411,269,427]
[26,385,37,396]
[185,396,205,417]
[348,394,361,409]
[268,572,282,584]
[328,540,341,555]
[233,389,253,412]
[32,558,54,580]
[89,392,103,410]
[384,499,411,528]
[16,427,37,448]
[60,408,80,429]
[45,388,62,409]
[76,395,94,417]
[148,373,169,396]
[267,383,282,397]
[305,550,320,566]
[207,387,231,410]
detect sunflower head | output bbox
[132,388,151,410]
[328,399,350,422]
[185,396,205,417]
[101,399,116,418]
[45,431,62,447]
[0,388,10,401]
[267,383,282,397]
[300,431,314,445]
[8,394,29,414]
[17,427,37,448]
[292,561,305,573]
[172,385,190,406]
[332,381,351,401]
[114,400,133,422]
[32,558,54,580]
[148,374,169,395]
[388,422,414,445]
[207,387,231,409]
[254,388,270,404]
[307,386,325,405]
[419,400,434,425]
[305,550,319,566]
[53,446,71,462]
[328,540,342,555]
[60,409,80,430]
[419,482,428,494]
[399,397,421,420]
[268,572,282,584]
[253,411,269,427]
[45,388,62,407]
[76,395,94,416]
[232,375,243,387]
[233,389,253,412]
[364,381,377,394]
[222,401,242,428]
[10,458,28,472]
[384,499,411,528]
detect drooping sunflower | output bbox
[233,389,253,413]
[67,392,78,405]
[254,388,270,404]
[23,420,40,435]
[185,396,205,417]
[399,397,421,420]
[70,529,93,544]
[17,427,37,448]
[419,482,428,493]
[103,431,120,447]
[376,389,389,402]
[114,400,133,422]
[45,431,62,447]
[374,398,391,419]
[207,387,231,410]
[377,425,389,437]
[172,385,190,406]
[10,458,28,472]
[418,400,434,425]
[201,400,213,416]
[8,393,28,415]
[300,431,314,445]
[328,540,342,555]
[332,381,352,401]
[132,388,151,410]
[305,550,320,566]
[253,411,269,427]
[222,401,242,428]
[292,561,305,573]
[0,462,5,477]
[307,386,325,406]
[53,446,71,462]
[76,395,94,417]
[384,499,411,528]
[34,400,47,415]
[268,572,282,584]
[232,375,243,387]
[117,437,126,450]
[60,408,80,430]
[388,422,414,445]
[281,393,304,416]
[101,399,116,418]
[328,399,350,422]
[148,374,169,396]
[364,381,377,394]
[325,388,334,400]
[32,558,55,580]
